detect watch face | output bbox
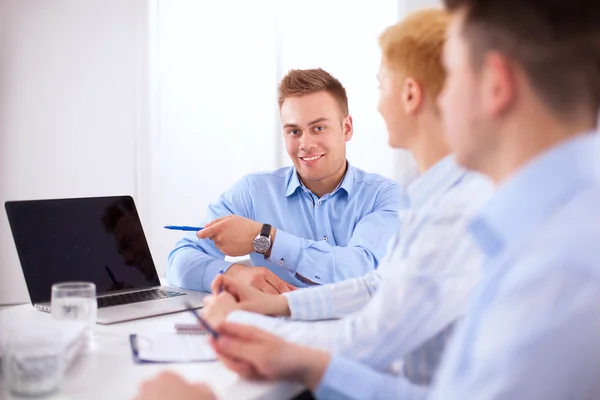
[253,236,271,254]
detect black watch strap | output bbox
[260,223,272,238]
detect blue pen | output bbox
[218,268,225,294]
[183,301,219,339]
[164,225,204,231]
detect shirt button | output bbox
[322,236,327,241]
[317,200,322,205]
[278,258,284,266]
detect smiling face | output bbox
[281,90,352,189]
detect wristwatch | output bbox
[252,223,272,255]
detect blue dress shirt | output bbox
[432,132,600,399]
[166,164,403,291]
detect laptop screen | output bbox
[5,196,161,303]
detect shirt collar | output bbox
[406,155,467,208]
[285,161,355,198]
[470,131,600,257]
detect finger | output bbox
[215,336,266,365]
[286,283,297,291]
[256,279,279,295]
[265,274,290,294]
[205,215,232,227]
[203,295,216,306]
[210,275,225,295]
[219,353,264,380]
[197,224,218,239]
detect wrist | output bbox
[269,294,291,317]
[294,347,330,391]
[225,263,248,276]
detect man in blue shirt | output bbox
[166,69,402,294]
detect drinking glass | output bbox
[51,282,97,341]
[2,326,64,397]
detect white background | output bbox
[0,0,439,304]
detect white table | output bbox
[0,305,303,400]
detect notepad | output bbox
[129,333,217,364]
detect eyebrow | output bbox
[283,117,329,129]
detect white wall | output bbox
[0,0,149,304]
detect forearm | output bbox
[227,310,342,350]
[269,230,380,284]
[166,237,234,292]
[284,271,380,320]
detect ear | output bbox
[482,52,515,117]
[342,115,353,142]
[402,77,424,115]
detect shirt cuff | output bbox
[268,229,302,274]
[284,286,335,321]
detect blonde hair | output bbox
[278,68,349,116]
[379,8,450,100]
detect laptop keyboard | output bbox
[97,288,186,308]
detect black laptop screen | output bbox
[5,196,161,303]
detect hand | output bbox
[225,264,296,295]
[202,292,240,326]
[134,371,215,400]
[210,323,330,390]
[211,274,291,316]
[197,215,269,257]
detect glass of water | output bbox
[51,282,97,341]
[3,326,64,397]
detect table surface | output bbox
[0,304,303,400]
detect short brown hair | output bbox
[379,8,450,101]
[278,68,349,116]
[444,0,600,119]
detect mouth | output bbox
[299,154,324,164]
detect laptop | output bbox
[4,195,208,324]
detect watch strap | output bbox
[260,223,271,238]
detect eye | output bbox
[314,125,325,132]
[288,129,301,136]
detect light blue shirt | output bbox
[166,164,403,291]
[432,132,600,399]
[225,156,493,399]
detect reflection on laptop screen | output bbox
[5,196,160,303]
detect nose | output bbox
[299,134,316,152]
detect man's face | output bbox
[281,91,352,183]
[377,63,412,149]
[439,12,491,171]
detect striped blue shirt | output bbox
[227,156,494,399]
[432,132,600,399]
[166,164,402,292]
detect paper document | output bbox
[130,333,217,363]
